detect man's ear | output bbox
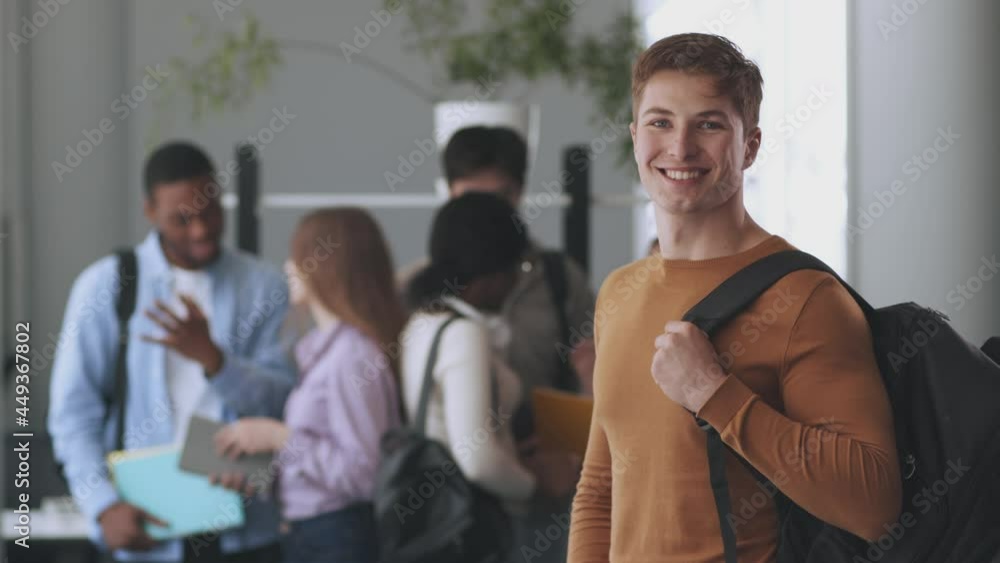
[743,127,762,170]
[629,121,637,146]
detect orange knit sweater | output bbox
[568,236,901,563]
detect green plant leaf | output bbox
[393,0,638,171]
[149,11,281,145]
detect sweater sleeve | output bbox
[209,272,295,418]
[696,277,902,541]
[568,415,613,562]
[437,320,537,501]
[568,296,612,563]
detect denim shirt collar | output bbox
[136,230,231,284]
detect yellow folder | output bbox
[531,388,594,458]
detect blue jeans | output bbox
[510,495,573,563]
[281,503,378,563]
[111,539,280,563]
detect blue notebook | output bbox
[108,446,245,540]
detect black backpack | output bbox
[54,248,137,483]
[512,250,580,442]
[685,250,1000,563]
[374,314,514,563]
[108,248,139,451]
[539,250,579,394]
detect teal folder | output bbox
[108,445,245,540]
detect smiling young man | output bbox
[48,141,295,562]
[567,34,901,562]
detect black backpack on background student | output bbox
[684,250,1000,563]
[374,315,514,563]
[53,248,138,485]
[512,250,580,442]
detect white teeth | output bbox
[663,169,705,181]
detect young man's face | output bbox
[630,70,761,215]
[143,176,224,269]
[449,168,523,208]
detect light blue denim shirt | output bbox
[47,231,296,561]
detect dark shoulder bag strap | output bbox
[683,250,872,335]
[539,251,578,392]
[55,249,138,484]
[982,337,1000,364]
[112,249,138,452]
[681,250,873,563]
[413,314,501,434]
[414,314,462,434]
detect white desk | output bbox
[3,497,89,540]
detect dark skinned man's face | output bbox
[143,176,224,270]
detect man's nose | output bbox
[667,126,699,161]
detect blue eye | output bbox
[651,119,669,128]
[700,121,723,130]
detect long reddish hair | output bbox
[290,208,408,377]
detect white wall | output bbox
[849,0,999,345]
[127,0,635,285]
[7,0,130,429]
[11,0,636,430]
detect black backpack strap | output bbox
[112,249,138,451]
[982,337,1000,365]
[539,251,578,393]
[682,249,873,563]
[414,314,500,434]
[704,422,739,563]
[414,315,462,434]
[683,250,874,337]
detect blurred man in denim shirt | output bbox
[48,141,295,562]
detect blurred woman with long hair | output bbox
[214,208,408,563]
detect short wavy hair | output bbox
[632,33,764,135]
